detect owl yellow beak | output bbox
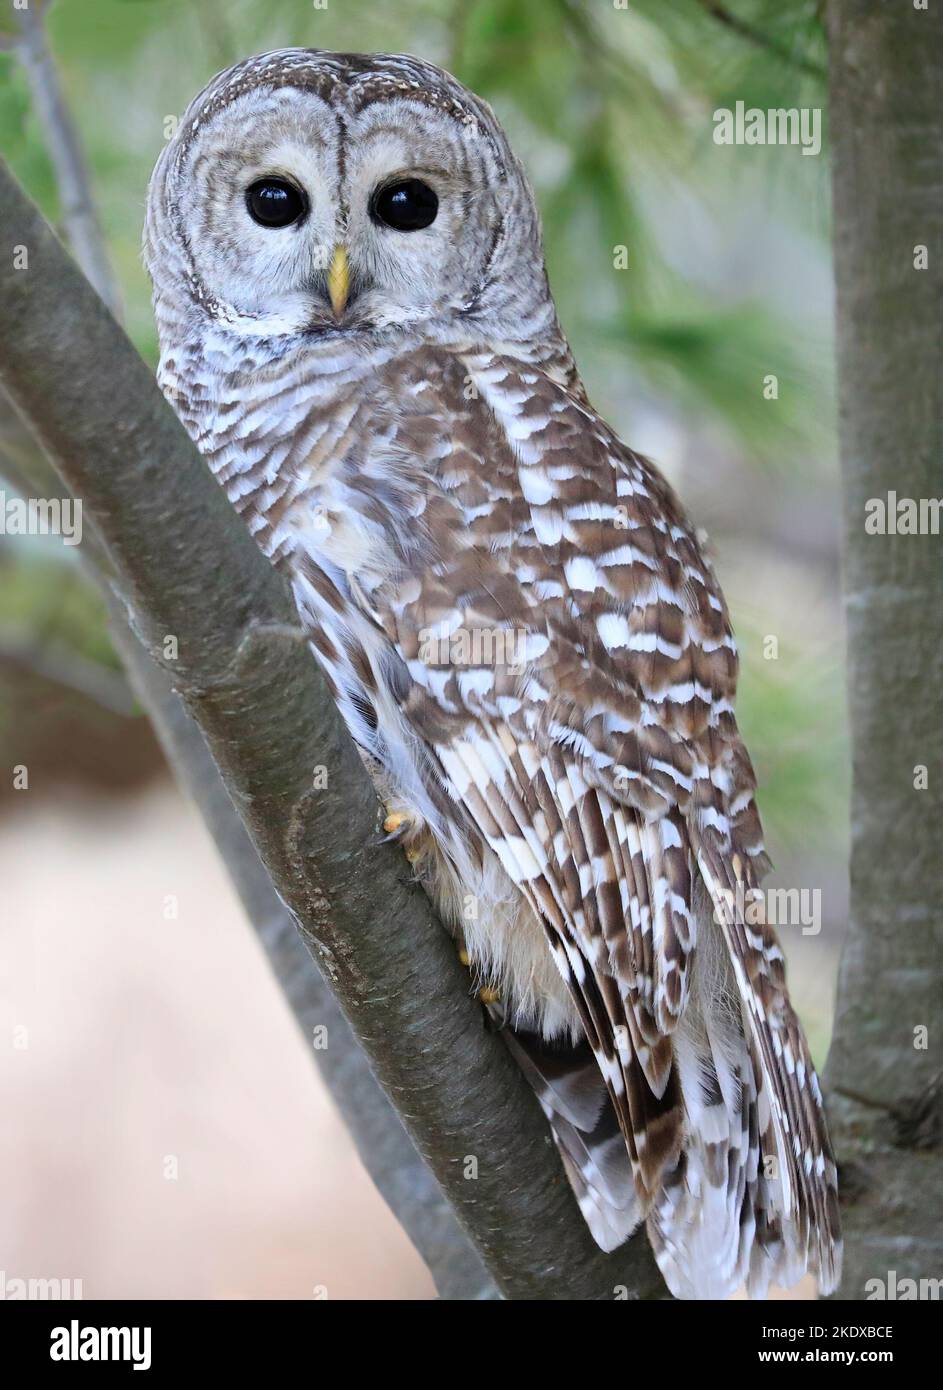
[327,244,350,318]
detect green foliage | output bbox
[736,631,848,852]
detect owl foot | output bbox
[382,805,425,863]
[478,984,507,1031]
[455,944,499,1004]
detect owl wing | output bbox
[345,348,840,1298]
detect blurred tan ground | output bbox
[0,783,434,1300]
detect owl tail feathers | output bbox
[497,930,841,1299]
[504,1020,787,1292]
[681,832,843,1301]
[639,1000,839,1301]
[647,974,843,1301]
[500,980,840,1299]
[501,1027,642,1251]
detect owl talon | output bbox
[383,808,423,862]
[383,811,408,836]
[478,987,507,1033]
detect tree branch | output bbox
[0,160,665,1300]
[0,621,137,716]
[824,0,943,1296]
[12,1,121,317]
[693,0,826,80]
[4,421,496,1301]
[102,607,498,1301]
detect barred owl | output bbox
[145,48,840,1299]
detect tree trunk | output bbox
[825,0,943,1299]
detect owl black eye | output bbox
[371,179,438,231]
[245,177,308,228]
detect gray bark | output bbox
[825,0,943,1298]
[13,2,121,317]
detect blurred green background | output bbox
[0,0,844,1014]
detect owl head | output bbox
[144,48,552,352]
